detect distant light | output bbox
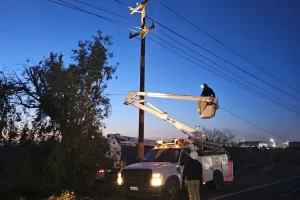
[201,84,204,89]
[270,138,274,142]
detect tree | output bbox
[202,127,236,145]
[12,30,118,194]
[0,71,22,145]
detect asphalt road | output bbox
[103,166,300,200]
[202,176,300,200]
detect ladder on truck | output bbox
[124,91,224,150]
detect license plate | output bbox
[130,186,138,191]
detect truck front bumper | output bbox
[121,184,164,197]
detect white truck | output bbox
[117,91,234,200]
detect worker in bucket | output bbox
[201,83,215,97]
[198,83,216,115]
[182,151,202,200]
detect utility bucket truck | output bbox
[117,92,234,200]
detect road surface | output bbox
[202,176,300,200]
[102,166,300,200]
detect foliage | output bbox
[48,190,77,200]
[202,127,236,145]
[13,30,118,140]
[0,30,118,197]
[0,71,23,144]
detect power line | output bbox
[114,0,130,8]
[74,0,132,21]
[154,0,300,95]
[219,106,285,141]
[146,36,300,116]
[144,15,300,103]
[48,0,128,28]
[50,0,141,35]
[72,0,300,115]
[152,32,300,112]
[118,0,299,103]
[144,37,289,140]
[43,92,126,96]
[48,0,288,140]
[144,37,287,140]
[114,0,300,110]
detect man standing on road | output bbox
[182,151,202,200]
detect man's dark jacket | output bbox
[201,86,215,97]
[182,158,203,182]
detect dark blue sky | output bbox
[1,0,299,142]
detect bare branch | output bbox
[203,127,236,145]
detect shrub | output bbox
[48,190,76,200]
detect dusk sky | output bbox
[1,0,299,143]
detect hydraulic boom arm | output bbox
[124,91,220,146]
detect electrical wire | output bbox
[114,0,300,102]
[145,16,300,103]
[73,0,300,114]
[151,32,300,112]
[47,0,130,29]
[114,0,130,8]
[146,36,292,140]
[43,92,126,96]
[219,106,286,141]
[47,0,288,140]
[74,0,132,21]
[154,0,300,95]
[146,36,300,116]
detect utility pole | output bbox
[128,0,154,160]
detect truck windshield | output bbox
[141,148,181,163]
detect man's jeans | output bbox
[187,180,200,200]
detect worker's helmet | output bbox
[201,83,207,89]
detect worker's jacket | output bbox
[182,157,203,181]
[201,87,215,97]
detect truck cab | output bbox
[117,139,234,200]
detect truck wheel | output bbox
[212,170,224,190]
[161,179,180,200]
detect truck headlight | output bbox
[117,172,122,185]
[151,173,162,187]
